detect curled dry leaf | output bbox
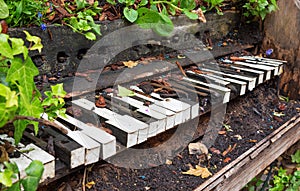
[192,8,206,23]
[210,147,221,155]
[223,157,231,163]
[95,95,106,108]
[123,60,139,68]
[182,165,212,178]
[188,142,208,155]
[0,20,8,34]
[85,181,95,189]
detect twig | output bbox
[82,167,87,191]
[175,61,187,76]
[6,115,68,134]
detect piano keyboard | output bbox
[6,56,286,182]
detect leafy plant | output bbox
[4,0,48,27]
[243,177,264,191]
[270,150,300,191]
[63,0,101,40]
[0,160,44,191]
[203,0,224,15]
[110,0,203,36]
[243,0,278,21]
[0,31,66,143]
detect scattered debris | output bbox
[223,157,231,163]
[165,159,173,165]
[188,142,208,155]
[95,95,106,108]
[233,134,243,140]
[182,165,212,178]
[85,181,95,189]
[210,147,221,155]
[123,60,139,68]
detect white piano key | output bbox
[20,144,55,182]
[130,85,191,123]
[233,61,275,81]
[187,71,247,95]
[124,91,177,130]
[199,68,257,91]
[110,94,167,136]
[56,113,116,159]
[243,60,279,76]
[72,98,144,147]
[229,66,264,84]
[181,77,231,103]
[42,113,101,164]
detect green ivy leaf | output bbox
[0,83,18,108]
[6,57,39,103]
[6,181,20,191]
[153,13,174,36]
[118,85,135,97]
[123,7,138,23]
[291,150,300,164]
[0,103,16,127]
[0,169,14,187]
[4,161,19,174]
[0,0,9,19]
[183,9,198,20]
[136,8,160,29]
[180,0,196,10]
[10,37,28,59]
[106,0,116,5]
[138,0,148,7]
[0,34,13,59]
[23,31,43,53]
[51,83,66,97]
[85,32,96,40]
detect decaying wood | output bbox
[194,114,300,191]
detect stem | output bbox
[151,1,184,11]
[6,115,68,134]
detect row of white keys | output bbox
[42,113,101,164]
[198,67,257,91]
[109,94,167,136]
[180,76,231,103]
[0,134,55,182]
[72,98,147,147]
[228,65,264,85]
[241,56,285,75]
[130,85,192,122]
[186,70,247,96]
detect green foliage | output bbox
[243,177,264,191]
[0,31,66,143]
[270,150,300,191]
[114,0,201,36]
[203,0,224,15]
[243,0,278,21]
[0,160,44,191]
[0,0,9,19]
[64,1,101,40]
[291,150,300,164]
[4,0,48,27]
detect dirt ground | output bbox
[38,79,300,191]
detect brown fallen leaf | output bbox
[123,60,139,68]
[273,116,283,122]
[0,145,9,163]
[182,165,212,178]
[192,8,206,23]
[95,96,106,108]
[222,145,232,156]
[230,56,245,61]
[210,147,221,155]
[0,20,8,34]
[223,157,231,163]
[218,130,227,135]
[249,139,257,143]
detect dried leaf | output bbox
[165,159,172,165]
[233,134,242,140]
[95,95,106,108]
[273,112,285,117]
[230,56,245,61]
[210,147,221,155]
[123,60,138,68]
[248,139,257,143]
[192,8,206,23]
[223,157,231,163]
[188,142,208,155]
[222,145,232,156]
[182,165,212,178]
[85,181,95,189]
[218,130,226,135]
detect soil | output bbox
[38,80,300,191]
